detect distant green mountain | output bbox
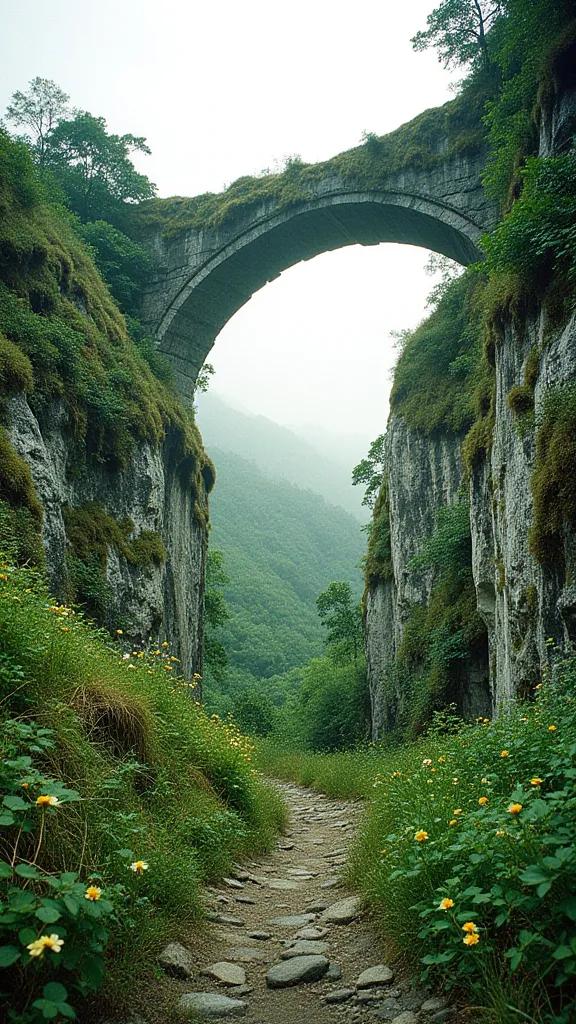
[208,446,365,684]
[197,392,367,521]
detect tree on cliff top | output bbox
[412,0,505,69]
[5,77,71,164]
[45,112,156,224]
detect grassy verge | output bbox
[0,557,286,1023]
[258,674,576,1024]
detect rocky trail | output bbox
[157,782,454,1023]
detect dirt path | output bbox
[161,782,453,1023]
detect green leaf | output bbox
[36,905,61,924]
[18,926,37,945]
[0,862,13,878]
[2,795,28,812]
[63,895,80,916]
[0,811,15,826]
[520,866,550,886]
[43,982,68,1002]
[15,863,42,879]
[0,945,21,968]
[553,945,574,960]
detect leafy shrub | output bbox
[482,153,576,296]
[350,666,576,1023]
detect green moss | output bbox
[0,331,33,393]
[364,479,392,591]
[390,272,487,437]
[0,426,42,524]
[507,384,534,416]
[529,382,576,565]
[63,502,166,620]
[461,349,496,474]
[64,502,165,569]
[133,85,489,239]
[0,499,44,566]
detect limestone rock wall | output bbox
[5,393,207,678]
[365,418,466,738]
[366,82,576,737]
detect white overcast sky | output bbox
[0,0,460,447]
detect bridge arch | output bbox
[139,131,496,397]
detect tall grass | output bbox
[0,560,285,1020]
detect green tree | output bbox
[203,549,230,685]
[411,0,505,69]
[78,220,151,316]
[5,77,71,164]
[45,112,156,223]
[316,581,363,667]
[352,434,386,509]
[230,688,276,736]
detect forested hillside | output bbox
[198,392,366,520]
[205,445,364,697]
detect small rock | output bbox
[158,941,195,979]
[421,997,447,1012]
[230,868,250,881]
[247,930,271,940]
[325,989,355,1004]
[320,878,341,889]
[266,954,330,988]
[295,926,329,940]
[235,895,256,905]
[356,965,394,989]
[223,878,244,890]
[202,962,246,987]
[371,998,402,1021]
[429,1012,455,1023]
[321,896,362,925]
[390,1014,419,1024]
[327,963,343,981]
[280,940,330,958]
[176,993,247,1018]
[266,878,299,890]
[268,913,316,927]
[234,985,253,997]
[356,990,381,1003]
[306,901,328,913]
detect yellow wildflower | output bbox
[438,898,454,911]
[496,829,506,836]
[462,921,479,934]
[500,750,510,758]
[548,725,557,732]
[508,802,523,815]
[530,777,543,786]
[161,641,169,648]
[438,756,446,764]
[0,572,8,581]
[422,758,433,767]
[478,796,489,806]
[130,860,149,874]
[453,808,463,816]
[27,934,64,957]
[115,629,123,635]
[414,829,429,842]
[449,819,458,826]
[36,794,60,807]
[84,886,102,901]
[463,932,480,946]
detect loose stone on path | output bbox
[176,993,247,1018]
[266,954,330,988]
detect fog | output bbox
[1,0,459,446]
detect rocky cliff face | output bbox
[5,393,208,678]
[365,80,576,738]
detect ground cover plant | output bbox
[259,665,576,1024]
[0,547,285,1023]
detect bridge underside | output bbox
[149,191,487,397]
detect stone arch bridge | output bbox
[137,114,497,397]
